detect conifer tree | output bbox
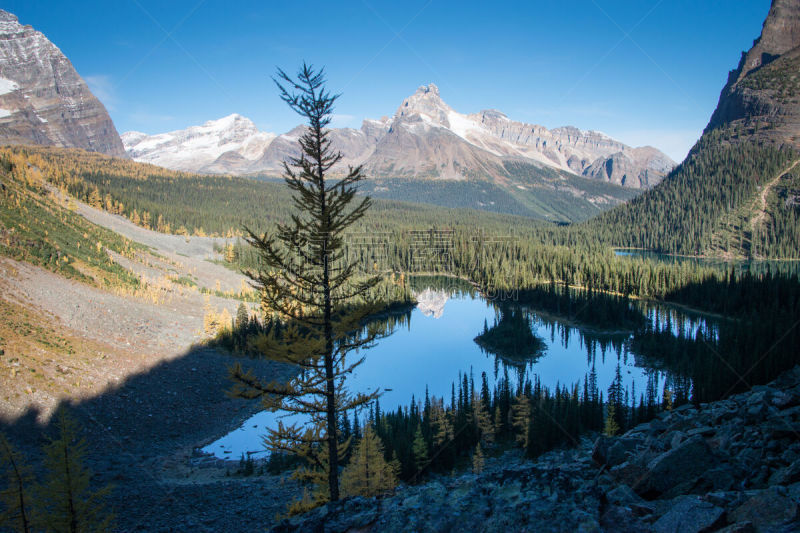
[411,425,429,474]
[472,442,485,474]
[0,433,33,533]
[511,394,531,448]
[229,63,384,503]
[341,426,397,497]
[493,405,503,435]
[36,409,114,533]
[603,404,620,437]
[473,393,494,445]
[430,400,452,447]
[235,302,249,331]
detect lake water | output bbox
[614,248,800,276]
[203,279,673,459]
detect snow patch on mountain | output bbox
[0,77,18,95]
[122,114,275,172]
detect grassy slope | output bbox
[0,151,144,288]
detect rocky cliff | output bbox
[706,0,800,148]
[272,366,800,532]
[360,83,673,188]
[0,10,125,157]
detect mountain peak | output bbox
[737,0,800,81]
[0,8,125,157]
[0,10,18,23]
[705,0,800,147]
[416,83,439,96]
[396,83,451,125]
[204,113,256,131]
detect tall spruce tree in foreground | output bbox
[229,63,384,504]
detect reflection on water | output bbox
[414,288,449,319]
[204,280,655,458]
[204,276,800,459]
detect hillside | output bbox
[706,0,800,148]
[589,0,800,259]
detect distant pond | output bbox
[201,275,793,460]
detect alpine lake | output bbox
[202,269,794,460]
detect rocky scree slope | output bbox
[0,9,125,157]
[274,366,800,533]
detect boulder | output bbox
[694,465,738,493]
[605,483,655,517]
[728,487,799,531]
[770,459,800,485]
[638,435,717,497]
[652,495,725,533]
[606,439,639,467]
[599,505,652,533]
[714,523,756,533]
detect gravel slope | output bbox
[1,193,300,530]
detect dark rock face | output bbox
[705,0,800,148]
[581,147,673,189]
[273,367,800,532]
[0,9,125,157]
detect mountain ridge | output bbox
[122,84,674,190]
[0,9,125,157]
[705,0,800,148]
[594,0,800,259]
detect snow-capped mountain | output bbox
[121,114,275,172]
[0,9,125,157]
[123,84,674,189]
[367,84,674,188]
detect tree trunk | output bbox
[317,120,339,502]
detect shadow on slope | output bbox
[0,345,296,531]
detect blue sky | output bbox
[7,1,770,161]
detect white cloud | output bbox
[85,74,116,111]
[329,113,356,128]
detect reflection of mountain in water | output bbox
[414,288,449,319]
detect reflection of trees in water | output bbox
[474,306,547,374]
[629,302,800,404]
[478,285,800,407]
[407,275,477,298]
[327,280,798,410]
[516,284,645,332]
